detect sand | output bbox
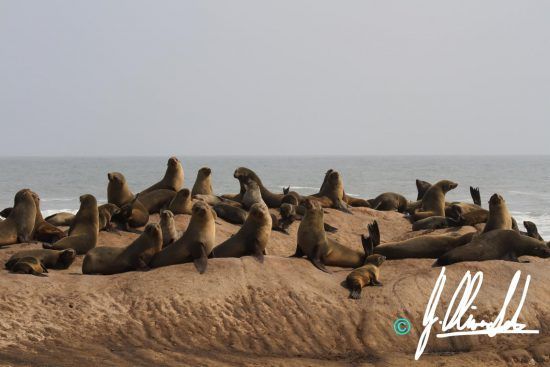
[0,207,548,366]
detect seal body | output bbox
[373,232,476,259]
[107,172,135,207]
[45,212,75,227]
[346,254,386,299]
[29,191,66,243]
[191,167,214,196]
[45,194,99,254]
[5,249,76,270]
[367,192,408,212]
[150,201,216,273]
[242,180,265,210]
[435,229,550,266]
[213,203,272,261]
[168,189,193,215]
[98,203,120,231]
[309,170,351,213]
[140,157,184,194]
[413,180,458,220]
[213,203,247,225]
[0,189,37,246]
[412,216,461,231]
[138,189,176,214]
[232,167,284,208]
[8,257,48,277]
[159,210,181,247]
[82,223,162,275]
[482,193,513,233]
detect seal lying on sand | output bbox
[8,257,48,277]
[5,249,76,270]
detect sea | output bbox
[1,156,549,237]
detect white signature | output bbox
[415,267,539,360]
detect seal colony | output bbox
[1,157,549,298]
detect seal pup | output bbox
[8,257,48,277]
[413,180,458,221]
[140,156,184,194]
[191,167,214,196]
[159,210,182,247]
[369,220,476,259]
[5,249,76,270]
[293,199,370,272]
[346,231,386,299]
[212,202,272,262]
[213,203,248,225]
[107,172,135,208]
[82,223,163,275]
[45,212,75,227]
[482,193,513,233]
[434,229,550,266]
[150,201,216,273]
[310,170,352,214]
[98,203,120,232]
[29,191,66,243]
[0,189,37,246]
[523,221,544,241]
[231,167,284,208]
[168,188,193,215]
[44,194,99,254]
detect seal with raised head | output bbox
[212,202,272,262]
[413,180,458,221]
[482,193,513,234]
[150,201,216,273]
[8,257,48,277]
[369,220,476,259]
[434,229,550,266]
[293,199,370,272]
[191,167,214,196]
[107,172,135,208]
[82,223,163,275]
[5,248,76,270]
[231,167,284,208]
[28,191,66,243]
[523,221,544,241]
[44,194,99,254]
[168,188,193,215]
[159,210,182,247]
[0,189,37,246]
[140,156,184,194]
[242,179,265,210]
[309,170,352,214]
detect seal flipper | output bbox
[192,243,209,274]
[368,221,380,248]
[349,287,362,299]
[31,270,48,277]
[283,186,290,195]
[323,222,338,233]
[470,186,481,206]
[309,245,329,273]
[335,200,352,214]
[251,240,265,263]
[290,246,305,258]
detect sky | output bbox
[0,1,549,156]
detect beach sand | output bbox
[0,208,548,366]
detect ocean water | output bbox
[0,156,549,237]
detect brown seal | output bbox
[140,156,184,194]
[523,221,544,241]
[370,219,476,259]
[191,167,214,196]
[117,195,150,228]
[411,216,461,231]
[137,189,176,214]
[293,199,370,272]
[413,180,458,221]
[230,167,284,208]
[367,192,409,212]
[0,189,37,246]
[159,210,182,247]
[309,170,352,213]
[98,203,120,232]
[150,201,216,273]
[212,202,272,261]
[482,193,513,233]
[242,180,265,210]
[5,248,76,270]
[107,172,135,207]
[448,205,488,226]
[434,229,550,266]
[44,194,99,254]
[345,232,386,299]
[45,212,75,227]
[213,203,247,225]
[82,223,162,275]
[416,179,432,200]
[8,257,48,277]
[168,188,193,215]
[28,191,66,243]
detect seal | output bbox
[98,203,120,232]
[45,212,75,227]
[117,195,149,228]
[140,156,184,194]
[367,192,409,212]
[191,167,214,196]
[413,180,458,221]
[448,205,488,226]
[279,203,337,233]
[293,199,370,272]
[212,202,272,261]
[28,191,66,243]
[416,179,432,200]
[8,257,48,277]
[44,194,99,254]
[168,189,193,215]
[159,210,182,247]
[482,193,513,233]
[5,248,76,270]
[0,189,37,246]
[231,167,284,208]
[434,229,550,266]
[137,189,176,214]
[310,170,352,213]
[523,221,544,241]
[150,200,216,273]
[82,223,163,275]
[213,203,248,225]
[412,216,461,231]
[107,172,135,208]
[242,179,265,210]
[345,231,386,299]
[369,220,476,259]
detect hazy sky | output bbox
[1,1,549,156]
